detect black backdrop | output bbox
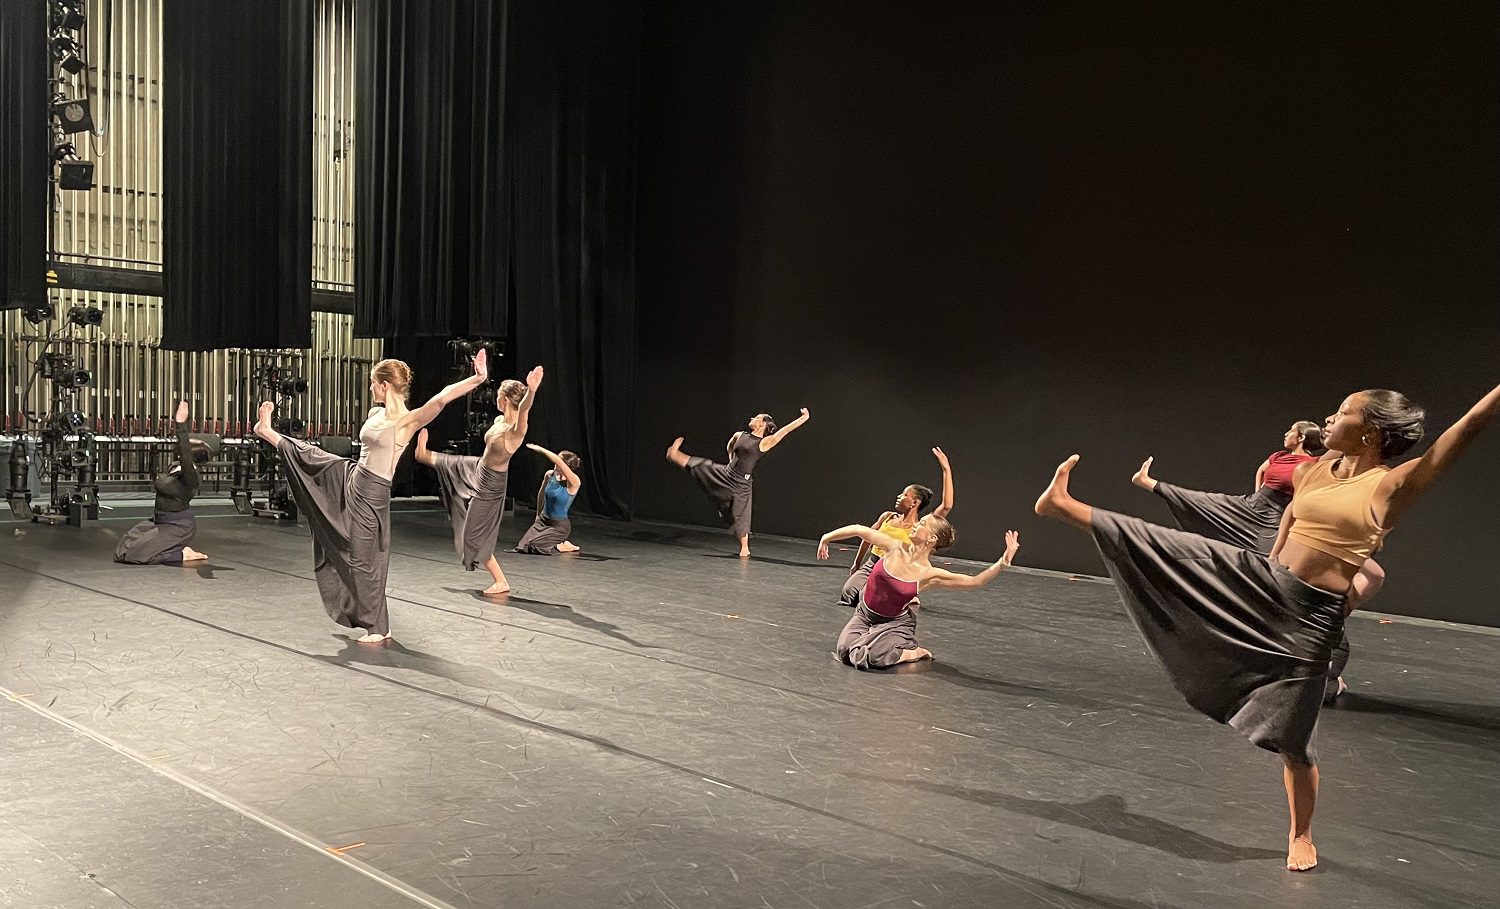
[161,0,312,350]
[370,0,641,518]
[632,1,1500,626]
[0,0,47,313]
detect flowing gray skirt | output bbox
[836,603,919,670]
[515,513,572,555]
[1092,508,1345,764]
[114,509,196,564]
[1154,483,1290,556]
[428,452,480,559]
[277,438,392,636]
[685,456,752,538]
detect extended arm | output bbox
[759,408,811,452]
[932,447,955,518]
[396,349,488,441]
[922,531,1021,591]
[510,365,545,440]
[173,401,198,486]
[849,510,894,572]
[1253,459,1268,492]
[1381,382,1500,527]
[526,443,582,492]
[816,523,903,561]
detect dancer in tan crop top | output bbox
[1036,381,1500,872]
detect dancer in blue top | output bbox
[514,443,582,554]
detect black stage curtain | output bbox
[360,0,639,518]
[354,0,509,339]
[1,0,47,312]
[160,0,312,350]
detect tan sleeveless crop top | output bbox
[357,408,408,480]
[1287,460,1390,566]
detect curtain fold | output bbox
[161,0,312,350]
[358,0,639,517]
[1,0,48,312]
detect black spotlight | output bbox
[52,35,85,75]
[56,368,92,389]
[273,417,306,435]
[52,411,87,433]
[52,98,94,134]
[23,302,55,325]
[67,305,103,326]
[59,160,94,191]
[53,0,86,31]
[277,377,309,396]
[61,446,95,469]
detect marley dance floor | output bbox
[2,499,1498,909]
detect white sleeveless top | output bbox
[357,408,408,480]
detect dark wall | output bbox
[634,1,1500,626]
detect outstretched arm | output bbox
[816,523,903,561]
[1380,382,1500,527]
[396,349,488,441]
[932,447,955,518]
[922,531,1021,591]
[849,510,894,572]
[1253,459,1269,492]
[759,408,811,452]
[526,442,581,492]
[173,401,199,485]
[510,366,545,440]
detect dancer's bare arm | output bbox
[1253,459,1268,492]
[817,523,902,561]
[1379,381,1500,527]
[921,531,1020,591]
[933,447,955,518]
[396,350,488,442]
[850,510,894,572]
[526,443,582,493]
[759,408,811,452]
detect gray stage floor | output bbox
[2,500,1498,908]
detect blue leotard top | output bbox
[543,473,576,519]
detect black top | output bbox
[726,431,767,477]
[153,422,201,514]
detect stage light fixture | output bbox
[23,302,56,325]
[61,446,95,469]
[51,411,87,433]
[273,417,306,435]
[55,368,92,389]
[67,305,103,326]
[59,160,94,190]
[52,0,86,31]
[6,444,31,521]
[277,377,309,396]
[52,98,94,134]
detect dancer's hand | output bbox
[1003,530,1020,562]
[526,365,545,391]
[174,401,190,424]
[473,348,488,381]
[932,446,949,469]
[799,407,811,421]
[816,541,830,560]
[526,442,541,452]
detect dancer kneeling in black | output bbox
[665,408,811,558]
[1034,382,1500,871]
[513,444,582,554]
[816,518,1020,669]
[115,401,210,564]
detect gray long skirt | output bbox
[836,603,920,670]
[114,509,196,564]
[1092,508,1345,764]
[515,513,572,555]
[685,456,752,538]
[428,452,481,559]
[1154,483,1290,556]
[277,438,392,636]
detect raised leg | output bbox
[252,401,284,447]
[1131,456,1158,491]
[1034,455,1093,531]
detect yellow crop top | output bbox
[872,515,914,557]
[1287,460,1390,566]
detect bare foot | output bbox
[356,632,391,644]
[1131,456,1157,491]
[253,401,283,445]
[414,428,434,466]
[482,583,511,597]
[1034,454,1082,520]
[896,647,933,664]
[557,541,580,552]
[738,548,751,559]
[1287,835,1318,871]
[181,547,208,561]
[665,437,689,468]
